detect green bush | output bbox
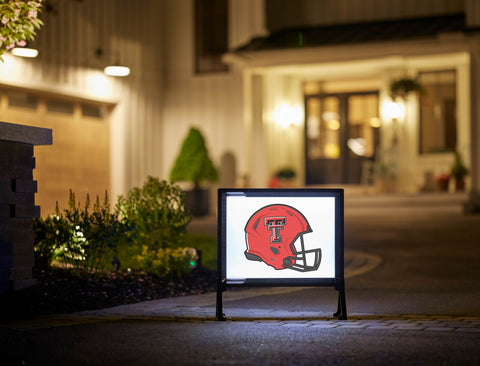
[34,190,131,276]
[33,208,70,271]
[135,246,198,276]
[34,178,192,277]
[169,127,218,187]
[119,176,191,252]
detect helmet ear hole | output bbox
[269,246,279,255]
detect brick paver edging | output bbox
[268,315,480,333]
[3,314,479,333]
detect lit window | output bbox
[419,70,456,153]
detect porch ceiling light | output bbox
[104,65,130,77]
[11,47,39,58]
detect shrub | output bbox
[119,177,191,252]
[135,246,198,276]
[169,127,218,187]
[34,178,192,277]
[34,190,131,276]
[33,207,70,271]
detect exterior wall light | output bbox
[273,103,303,128]
[382,100,405,146]
[11,47,39,58]
[382,101,405,120]
[104,65,130,77]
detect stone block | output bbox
[12,179,37,193]
[13,255,34,268]
[0,242,13,256]
[12,204,40,218]
[0,140,16,153]
[0,255,13,267]
[0,166,33,179]
[11,278,37,291]
[0,179,11,192]
[0,153,8,167]
[11,154,35,169]
[0,204,11,218]
[9,266,33,280]
[0,190,12,203]
[0,121,52,146]
[12,142,33,156]
[9,218,33,231]
[10,192,35,205]
[10,234,35,255]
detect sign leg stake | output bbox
[334,279,347,320]
[216,279,227,321]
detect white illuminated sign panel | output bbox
[225,196,336,281]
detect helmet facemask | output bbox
[286,233,322,272]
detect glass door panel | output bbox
[306,97,340,160]
[347,94,379,159]
[346,93,379,183]
[305,95,342,184]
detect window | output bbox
[194,0,229,74]
[46,98,75,115]
[8,90,38,110]
[419,70,456,153]
[81,103,105,119]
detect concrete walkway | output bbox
[2,191,479,366]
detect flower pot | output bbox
[454,177,466,192]
[185,186,210,216]
[436,179,449,192]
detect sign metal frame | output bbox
[216,188,347,321]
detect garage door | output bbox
[0,87,112,217]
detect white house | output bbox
[1,0,479,215]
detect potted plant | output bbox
[390,77,425,101]
[435,173,450,192]
[268,167,296,188]
[374,162,395,193]
[170,127,218,216]
[450,151,469,192]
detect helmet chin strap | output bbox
[289,235,322,272]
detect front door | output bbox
[305,91,379,185]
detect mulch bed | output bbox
[0,267,217,320]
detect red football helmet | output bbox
[244,204,322,272]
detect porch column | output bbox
[466,41,480,212]
[248,73,268,187]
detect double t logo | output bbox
[264,216,286,243]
